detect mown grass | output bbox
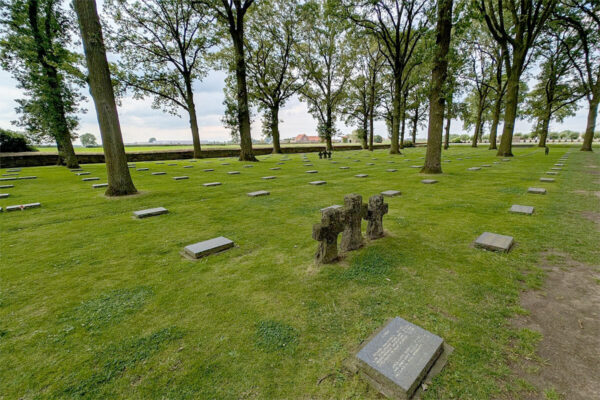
[1,144,598,399]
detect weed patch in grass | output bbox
[338,246,399,283]
[255,320,298,353]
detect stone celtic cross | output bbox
[312,207,344,263]
[341,194,367,251]
[365,194,388,240]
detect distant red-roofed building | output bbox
[294,134,322,144]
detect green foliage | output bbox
[374,135,383,143]
[255,320,298,353]
[80,133,97,147]
[0,128,34,152]
[340,247,397,283]
[148,137,156,143]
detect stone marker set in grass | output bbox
[228,171,240,175]
[3,173,19,177]
[387,169,397,172]
[262,176,276,180]
[0,185,14,189]
[133,207,168,218]
[355,174,368,178]
[468,167,481,171]
[82,177,100,182]
[270,167,281,170]
[18,176,36,180]
[243,165,254,168]
[183,236,234,260]
[93,183,108,189]
[137,168,149,172]
[340,166,349,170]
[352,317,451,400]
[248,190,270,197]
[203,182,222,187]
[6,203,41,212]
[421,179,438,184]
[540,177,555,182]
[152,172,167,175]
[510,205,534,215]
[309,181,326,185]
[306,170,318,174]
[381,190,401,197]
[0,193,9,199]
[183,166,193,169]
[474,232,514,252]
[313,193,388,263]
[528,187,547,195]
[0,177,16,182]
[204,169,214,172]
[76,172,90,176]
[7,169,21,172]
[173,176,189,180]
[546,172,558,175]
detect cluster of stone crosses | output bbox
[312,193,388,264]
[318,150,332,159]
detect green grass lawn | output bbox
[1,145,598,399]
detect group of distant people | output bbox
[319,150,332,159]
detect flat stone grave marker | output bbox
[173,176,189,180]
[510,205,534,215]
[136,168,149,172]
[3,173,19,177]
[340,166,349,170]
[355,317,445,400]
[189,160,197,162]
[502,159,511,162]
[133,207,168,218]
[546,172,558,175]
[277,162,284,165]
[551,167,562,170]
[367,163,374,165]
[93,183,108,189]
[168,163,177,166]
[555,163,564,166]
[540,177,555,182]
[0,185,14,189]
[304,163,313,166]
[183,236,234,260]
[306,170,318,174]
[152,172,166,175]
[71,169,84,172]
[528,187,547,195]
[248,190,270,197]
[183,166,193,169]
[203,182,222,187]
[354,160,361,162]
[76,172,90,176]
[309,181,326,185]
[381,190,401,197]
[7,169,21,172]
[0,193,9,199]
[6,203,41,212]
[82,177,99,181]
[262,176,276,180]
[410,165,422,168]
[387,169,397,172]
[474,232,514,252]
[204,169,214,172]
[355,174,368,178]
[221,163,230,165]
[320,204,342,213]
[243,165,254,168]
[421,179,438,184]
[128,165,135,168]
[270,167,281,170]
[18,176,36,180]
[0,177,17,181]
[155,162,165,164]
[457,158,462,160]
[482,164,491,167]
[468,167,481,171]
[228,171,240,175]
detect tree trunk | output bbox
[412,114,418,144]
[184,79,202,158]
[472,105,483,148]
[73,0,136,196]
[443,114,451,150]
[28,0,79,169]
[422,0,452,174]
[400,105,406,148]
[233,32,256,161]
[390,75,401,154]
[361,118,368,149]
[271,106,282,153]
[581,97,598,151]
[369,110,374,151]
[497,67,520,157]
[489,95,501,150]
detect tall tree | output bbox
[557,0,599,151]
[487,44,507,149]
[297,0,353,151]
[0,0,80,167]
[194,0,257,161]
[524,29,582,147]
[478,0,557,156]
[105,0,215,159]
[73,0,137,196]
[346,0,430,154]
[245,0,302,153]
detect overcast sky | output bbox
[0,40,591,146]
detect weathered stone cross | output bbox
[365,194,388,239]
[312,207,344,263]
[341,194,367,251]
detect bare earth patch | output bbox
[511,253,600,399]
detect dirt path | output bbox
[511,252,600,399]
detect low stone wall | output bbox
[0,144,391,168]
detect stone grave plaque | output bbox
[243,165,254,168]
[540,177,555,182]
[93,183,108,189]
[168,163,177,166]
[421,179,438,184]
[502,159,511,162]
[0,193,9,199]
[356,317,444,400]
[309,181,326,185]
[551,167,562,170]
[203,182,222,187]
[247,190,270,197]
[304,164,313,166]
[481,164,491,167]
[510,205,534,215]
[262,176,276,180]
[340,167,350,170]
[355,174,368,178]
[410,165,422,169]
[71,168,84,172]
[128,165,136,168]
[528,187,547,195]
[367,163,375,166]
[137,168,149,172]
[228,171,240,175]
[270,167,281,170]
[387,169,397,172]
[474,232,514,252]
[0,177,16,182]
[6,203,41,211]
[204,169,214,172]
[277,162,285,165]
[0,185,14,189]
[546,172,558,175]
[76,172,90,176]
[133,207,168,218]
[183,236,234,260]
[183,166,193,169]
[320,205,342,213]
[173,176,189,180]
[152,172,167,175]
[82,177,99,181]
[306,170,318,174]
[7,169,21,172]
[554,163,564,166]
[381,190,401,197]
[221,163,230,166]
[3,173,18,177]
[18,176,36,180]
[467,167,481,171]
